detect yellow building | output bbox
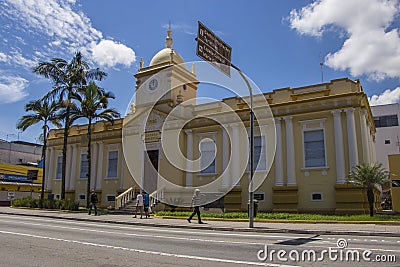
[0,162,43,203]
[45,29,380,214]
[388,154,400,212]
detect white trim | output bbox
[185,130,193,187]
[95,142,104,190]
[284,116,296,185]
[274,118,284,186]
[345,108,359,169]
[332,110,346,184]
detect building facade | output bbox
[45,30,380,214]
[0,140,42,165]
[371,103,400,170]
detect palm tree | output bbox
[33,51,106,199]
[348,163,389,217]
[17,99,62,200]
[70,82,120,207]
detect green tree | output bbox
[70,82,120,207]
[348,163,389,217]
[33,51,106,199]
[17,99,62,200]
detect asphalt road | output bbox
[0,214,398,267]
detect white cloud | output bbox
[0,74,29,103]
[91,39,136,68]
[368,87,400,106]
[1,0,136,68]
[0,52,7,62]
[2,0,102,47]
[289,0,400,80]
[0,51,36,68]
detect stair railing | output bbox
[149,187,164,207]
[115,187,135,210]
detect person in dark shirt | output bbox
[88,190,98,216]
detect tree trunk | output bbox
[41,124,47,200]
[367,187,374,217]
[86,119,92,208]
[61,92,71,200]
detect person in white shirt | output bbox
[134,192,144,219]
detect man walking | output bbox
[143,192,150,218]
[88,190,98,216]
[134,191,144,219]
[187,189,204,224]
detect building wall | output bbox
[45,78,378,214]
[371,103,400,171]
[45,119,138,207]
[0,140,42,165]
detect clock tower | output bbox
[133,27,198,108]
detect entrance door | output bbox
[143,150,159,194]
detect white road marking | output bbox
[1,214,399,252]
[0,230,299,267]
[1,217,399,254]
[0,214,306,240]
[0,217,267,246]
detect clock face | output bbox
[148,79,158,91]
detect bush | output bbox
[11,197,79,211]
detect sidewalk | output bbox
[0,207,399,237]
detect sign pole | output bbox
[232,64,254,228]
[196,21,255,228]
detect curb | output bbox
[1,211,400,237]
[156,215,400,225]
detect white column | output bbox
[371,134,376,163]
[231,123,240,186]
[44,147,51,188]
[95,142,104,190]
[46,147,54,190]
[332,110,346,184]
[345,108,359,169]
[360,109,370,164]
[185,130,193,187]
[222,127,231,187]
[284,116,296,186]
[274,118,284,186]
[65,144,72,190]
[119,143,125,190]
[90,142,98,190]
[69,144,77,190]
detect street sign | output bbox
[196,21,232,76]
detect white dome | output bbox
[149,48,184,66]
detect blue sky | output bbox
[1,0,400,143]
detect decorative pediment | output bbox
[145,110,167,132]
